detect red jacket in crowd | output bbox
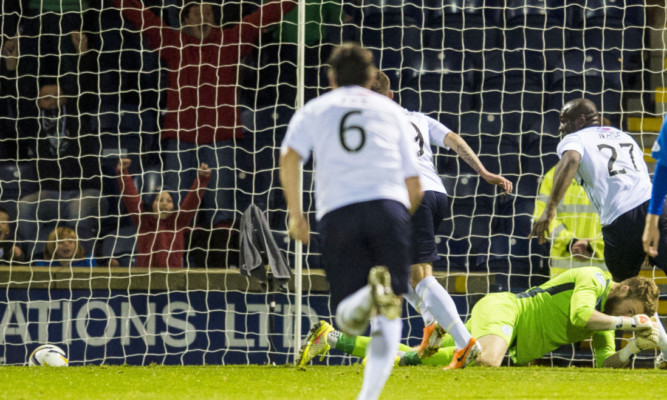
[117,170,211,268]
[116,0,295,144]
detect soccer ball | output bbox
[28,344,69,367]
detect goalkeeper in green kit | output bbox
[299,267,660,368]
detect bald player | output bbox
[531,98,667,368]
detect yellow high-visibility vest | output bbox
[533,167,607,277]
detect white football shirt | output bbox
[282,86,421,220]
[405,110,451,194]
[557,126,651,225]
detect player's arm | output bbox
[533,171,571,252]
[443,132,512,194]
[590,330,616,368]
[176,164,212,226]
[396,113,423,213]
[643,166,666,257]
[584,311,653,331]
[568,270,653,332]
[584,311,658,367]
[531,150,580,244]
[405,176,422,215]
[643,119,667,256]
[602,324,660,368]
[115,0,180,57]
[279,147,310,244]
[236,0,296,49]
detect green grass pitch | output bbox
[1,365,667,399]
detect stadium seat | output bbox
[580,0,645,66]
[0,162,37,201]
[478,197,550,292]
[549,50,623,127]
[98,6,162,108]
[522,116,560,170]
[441,173,498,224]
[133,164,163,196]
[435,188,494,272]
[97,103,159,175]
[355,0,422,87]
[426,0,502,60]
[434,233,490,273]
[503,0,569,63]
[241,106,293,138]
[477,50,548,133]
[400,50,476,126]
[101,225,138,268]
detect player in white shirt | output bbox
[371,70,512,368]
[280,43,422,400]
[531,98,667,365]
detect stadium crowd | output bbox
[0,0,657,281]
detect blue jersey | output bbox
[651,116,667,167]
[35,254,97,267]
[649,115,667,215]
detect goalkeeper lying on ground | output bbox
[298,267,661,368]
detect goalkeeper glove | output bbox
[636,325,660,350]
[610,314,653,332]
[617,327,659,363]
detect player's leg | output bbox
[409,192,474,361]
[357,200,411,400]
[401,295,514,368]
[358,316,402,400]
[461,292,516,367]
[400,334,505,368]
[399,329,457,366]
[601,208,647,282]
[297,319,415,366]
[319,205,372,335]
[319,202,403,335]
[473,335,510,367]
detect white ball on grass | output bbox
[28,344,69,367]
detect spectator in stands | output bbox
[299,267,661,369]
[36,227,97,268]
[20,0,94,60]
[14,78,105,259]
[533,165,606,277]
[115,0,296,230]
[116,158,211,268]
[6,23,104,259]
[0,207,25,265]
[0,33,19,160]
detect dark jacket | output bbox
[240,204,291,290]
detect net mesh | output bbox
[0,0,664,367]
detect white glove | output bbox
[617,326,660,363]
[636,325,660,351]
[612,314,653,333]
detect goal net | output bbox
[0,0,663,368]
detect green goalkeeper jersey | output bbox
[511,267,615,367]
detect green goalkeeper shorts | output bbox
[469,292,520,348]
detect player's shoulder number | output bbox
[339,110,365,152]
[596,142,639,177]
[339,109,426,157]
